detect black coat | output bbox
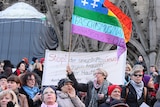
[121,83,149,107]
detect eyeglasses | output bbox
[27,79,35,81]
[133,74,143,77]
[94,72,103,76]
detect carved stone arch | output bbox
[128,39,149,70]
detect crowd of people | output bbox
[0,56,160,107]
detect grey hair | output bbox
[130,65,144,76]
[95,68,108,79]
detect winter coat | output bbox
[19,87,41,107]
[56,90,85,107]
[68,72,110,107]
[17,93,29,107]
[121,83,149,107]
[147,87,157,107]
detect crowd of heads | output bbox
[0,56,160,107]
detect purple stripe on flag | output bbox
[72,24,125,47]
[72,24,126,58]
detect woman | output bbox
[124,63,132,84]
[0,89,20,107]
[121,65,149,107]
[19,72,41,107]
[41,86,61,107]
[14,61,26,76]
[99,85,128,107]
[56,78,85,107]
[143,74,157,107]
[7,75,29,107]
[66,65,110,107]
[0,75,7,92]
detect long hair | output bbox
[0,89,20,107]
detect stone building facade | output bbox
[0,0,160,72]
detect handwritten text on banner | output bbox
[42,50,126,86]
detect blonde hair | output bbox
[33,62,42,71]
[0,89,20,107]
[126,63,132,72]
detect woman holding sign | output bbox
[66,65,110,107]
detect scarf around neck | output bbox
[130,80,144,99]
[88,80,109,107]
[23,86,40,99]
[41,102,58,107]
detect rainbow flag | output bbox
[104,0,132,42]
[71,0,126,58]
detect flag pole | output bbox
[67,0,74,65]
[68,33,73,65]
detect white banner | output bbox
[42,50,126,86]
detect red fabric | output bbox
[154,83,159,90]
[16,69,21,76]
[103,0,132,42]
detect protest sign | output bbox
[42,50,126,86]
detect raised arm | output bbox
[66,65,88,92]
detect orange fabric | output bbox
[104,0,132,42]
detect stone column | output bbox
[62,0,72,51]
[148,0,157,66]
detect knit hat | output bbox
[57,78,73,90]
[108,85,122,95]
[143,75,151,87]
[110,99,129,107]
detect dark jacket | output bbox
[99,97,115,107]
[121,83,149,107]
[19,87,41,107]
[147,87,157,107]
[68,73,109,107]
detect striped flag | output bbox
[71,0,126,58]
[104,0,132,42]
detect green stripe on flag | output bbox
[73,6,122,28]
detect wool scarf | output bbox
[130,80,144,99]
[41,102,58,107]
[88,80,109,107]
[23,86,40,99]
